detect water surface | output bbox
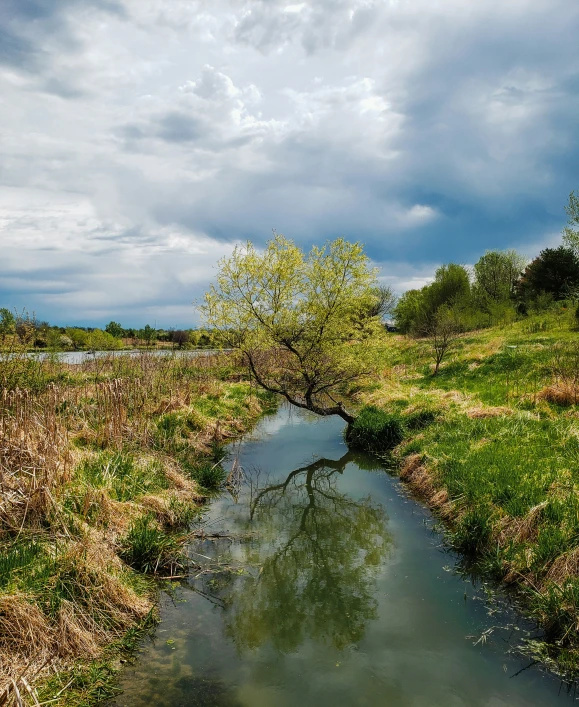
[113,407,576,707]
[21,349,226,364]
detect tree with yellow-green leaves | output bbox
[563,190,579,256]
[201,235,384,424]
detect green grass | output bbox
[75,452,169,502]
[360,307,579,674]
[119,515,185,575]
[0,352,275,703]
[346,406,405,453]
[35,608,157,707]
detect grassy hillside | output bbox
[356,305,579,675]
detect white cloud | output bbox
[0,0,577,325]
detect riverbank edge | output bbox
[1,362,277,706]
[352,399,579,680]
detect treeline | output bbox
[394,190,579,335]
[0,313,226,351]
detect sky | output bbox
[0,0,578,328]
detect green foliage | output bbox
[202,235,383,422]
[86,328,122,351]
[346,405,404,453]
[472,249,526,306]
[393,289,424,333]
[450,505,494,554]
[188,459,227,489]
[516,246,579,302]
[0,538,52,591]
[66,327,89,349]
[403,409,437,430]
[137,324,157,346]
[120,515,184,575]
[74,452,168,503]
[0,307,15,337]
[426,263,471,313]
[36,661,120,707]
[394,263,471,335]
[105,321,124,338]
[562,189,579,256]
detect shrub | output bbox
[346,406,404,453]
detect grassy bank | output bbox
[354,306,579,675]
[0,351,274,706]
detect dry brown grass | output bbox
[0,539,152,700]
[497,502,548,546]
[0,351,266,701]
[538,383,579,406]
[399,454,455,519]
[547,546,579,586]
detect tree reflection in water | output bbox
[222,452,391,654]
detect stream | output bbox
[112,406,576,706]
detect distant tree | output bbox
[562,190,579,256]
[473,250,527,304]
[393,263,470,335]
[15,314,37,346]
[155,329,171,343]
[138,324,157,347]
[66,328,88,350]
[425,263,471,314]
[516,247,579,302]
[171,329,189,348]
[105,321,124,338]
[393,289,424,334]
[425,307,462,376]
[197,332,211,347]
[87,329,122,351]
[366,285,397,320]
[0,308,15,339]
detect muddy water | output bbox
[112,407,576,706]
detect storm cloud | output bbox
[0,0,577,326]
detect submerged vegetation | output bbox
[0,350,274,705]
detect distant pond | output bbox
[24,349,228,364]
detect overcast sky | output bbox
[1,0,578,327]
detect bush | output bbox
[346,406,404,453]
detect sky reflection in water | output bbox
[112,407,577,707]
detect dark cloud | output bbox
[1,0,578,326]
[0,26,37,70]
[0,0,126,77]
[155,112,206,143]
